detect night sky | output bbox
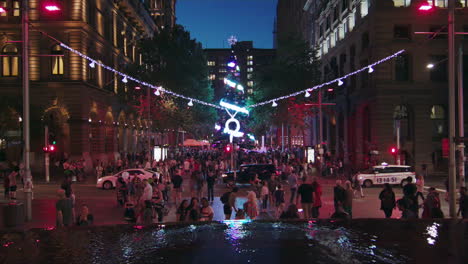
[176,0,278,49]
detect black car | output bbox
[222,164,277,183]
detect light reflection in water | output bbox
[425,222,440,245]
[223,219,252,253]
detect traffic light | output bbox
[390,147,398,155]
[225,144,232,153]
[43,145,57,153]
[49,133,57,145]
[43,2,61,12]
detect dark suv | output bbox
[222,164,277,183]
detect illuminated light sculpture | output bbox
[224,78,244,93]
[215,124,221,131]
[219,100,249,115]
[227,62,236,68]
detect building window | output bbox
[319,24,324,37]
[96,10,104,36]
[51,45,64,75]
[395,54,410,81]
[247,81,253,87]
[247,88,253,94]
[360,0,369,17]
[338,25,345,40]
[247,67,253,72]
[430,105,446,138]
[207,61,215,66]
[331,32,336,48]
[393,0,411,7]
[247,55,253,60]
[219,68,227,73]
[13,0,20,16]
[247,73,252,79]
[349,10,356,31]
[429,55,448,82]
[394,25,410,39]
[333,6,339,22]
[247,60,253,66]
[1,45,19,77]
[208,74,216,80]
[429,0,448,7]
[460,0,468,7]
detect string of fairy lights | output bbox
[49,30,404,111]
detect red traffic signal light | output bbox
[49,145,55,152]
[225,144,232,153]
[44,3,61,12]
[390,147,398,155]
[43,145,56,153]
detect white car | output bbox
[355,165,415,188]
[96,168,159,190]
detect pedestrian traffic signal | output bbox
[418,2,433,11]
[390,147,398,155]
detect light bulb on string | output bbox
[122,76,128,83]
[154,89,161,96]
[338,79,344,86]
[89,61,96,68]
[272,101,278,107]
[305,90,311,98]
[188,100,193,107]
[368,67,374,73]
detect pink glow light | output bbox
[0,7,6,13]
[418,4,433,11]
[45,5,60,12]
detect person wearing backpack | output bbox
[222,187,238,219]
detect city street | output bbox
[10,176,451,229]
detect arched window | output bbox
[51,45,64,75]
[2,45,19,77]
[394,104,413,141]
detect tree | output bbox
[128,25,217,139]
[251,35,321,137]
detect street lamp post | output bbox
[448,0,457,218]
[22,0,33,221]
[458,47,465,188]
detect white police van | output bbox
[355,164,415,188]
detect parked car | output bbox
[355,164,415,188]
[96,168,159,190]
[222,164,278,183]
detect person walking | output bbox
[96,162,104,179]
[288,171,298,204]
[333,180,346,211]
[116,177,128,207]
[422,187,443,219]
[171,170,183,206]
[260,181,269,212]
[8,167,19,200]
[296,177,314,219]
[206,169,216,202]
[403,177,419,218]
[457,187,468,219]
[311,177,322,218]
[343,181,354,218]
[274,184,285,218]
[151,182,164,223]
[379,183,396,218]
[243,191,259,220]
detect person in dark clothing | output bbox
[379,183,396,218]
[280,204,300,220]
[206,169,216,202]
[187,197,200,221]
[171,170,183,206]
[296,177,314,219]
[397,198,417,219]
[402,177,419,217]
[76,204,94,226]
[457,187,468,219]
[60,178,73,198]
[333,180,346,211]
